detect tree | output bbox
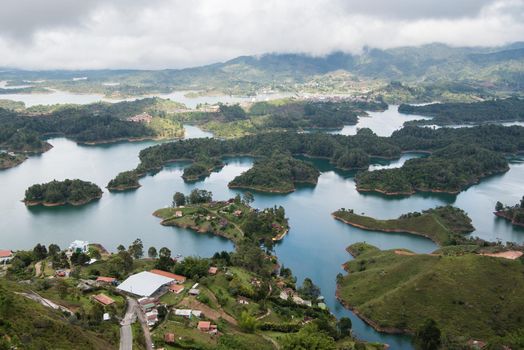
[159,247,171,258]
[128,238,144,259]
[299,277,321,300]
[48,244,61,257]
[173,192,186,207]
[495,201,504,212]
[238,311,258,333]
[242,191,254,205]
[281,324,336,350]
[56,279,69,299]
[71,252,90,266]
[148,247,158,259]
[155,256,175,271]
[337,317,352,337]
[413,319,441,350]
[33,243,48,260]
[88,246,101,260]
[188,188,213,204]
[520,196,524,209]
[117,244,126,252]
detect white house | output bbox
[0,250,13,264]
[69,240,89,254]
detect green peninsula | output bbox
[337,243,524,347]
[333,205,474,245]
[154,191,289,244]
[24,179,103,207]
[0,152,27,169]
[228,154,319,193]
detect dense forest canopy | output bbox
[24,179,103,206]
[400,97,524,125]
[228,153,320,192]
[109,124,524,196]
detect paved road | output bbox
[120,297,137,350]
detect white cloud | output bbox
[0,0,522,69]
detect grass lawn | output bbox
[333,205,474,245]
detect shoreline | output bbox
[494,211,524,227]
[23,193,102,207]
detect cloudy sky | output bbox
[0,0,523,69]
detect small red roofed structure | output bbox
[93,294,115,306]
[150,269,187,283]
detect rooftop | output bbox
[0,250,13,258]
[117,271,174,297]
[93,294,115,306]
[150,269,187,282]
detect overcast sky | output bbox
[0,0,523,70]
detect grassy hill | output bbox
[332,205,474,245]
[337,243,524,346]
[0,280,116,349]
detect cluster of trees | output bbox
[400,97,524,125]
[172,189,213,207]
[182,157,224,181]
[229,153,320,192]
[241,204,287,249]
[250,100,386,129]
[106,170,140,190]
[495,195,524,226]
[24,179,103,205]
[356,144,509,194]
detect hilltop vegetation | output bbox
[229,153,320,193]
[337,243,524,348]
[333,206,474,245]
[400,97,524,125]
[183,157,225,182]
[24,179,103,206]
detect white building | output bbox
[69,240,89,253]
[117,271,175,297]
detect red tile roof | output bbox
[197,321,211,330]
[0,250,13,258]
[96,276,116,283]
[93,294,115,306]
[150,269,186,282]
[164,333,175,343]
[208,267,218,274]
[169,284,185,293]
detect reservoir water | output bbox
[1,108,523,349]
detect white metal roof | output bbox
[117,271,174,297]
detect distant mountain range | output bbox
[1,42,523,95]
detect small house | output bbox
[188,288,200,296]
[198,321,217,334]
[175,211,183,217]
[146,311,158,326]
[169,284,185,294]
[103,313,111,321]
[174,309,192,318]
[237,297,250,305]
[164,333,175,344]
[150,269,187,284]
[93,294,115,306]
[208,266,218,275]
[233,210,243,217]
[317,303,327,310]
[96,276,116,284]
[292,295,305,305]
[0,250,13,264]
